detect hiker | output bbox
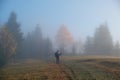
[54,50,61,64]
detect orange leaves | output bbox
[56,25,74,52]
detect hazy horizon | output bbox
[1,0,120,42]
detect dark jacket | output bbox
[55,51,61,57]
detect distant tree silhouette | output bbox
[94,23,113,55]
[114,41,120,56]
[72,43,77,55]
[23,25,53,59]
[75,39,84,54]
[6,12,23,56]
[43,37,53,60]
[84,36,94,55]
[84,23,113,56]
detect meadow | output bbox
[0,56,120,80]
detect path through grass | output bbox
[0,57,120,80]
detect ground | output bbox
[0,56,120,80]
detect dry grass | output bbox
[0,56,120,80]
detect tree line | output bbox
[0,12,120,67]
[84,24,120,56]
[0,12,53,67]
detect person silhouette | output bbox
[54,50,61,64]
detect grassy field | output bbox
[0,56,120,80]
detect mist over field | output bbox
[0,0,120,80]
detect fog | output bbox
[0,0,120,64]
[1,1,120,80]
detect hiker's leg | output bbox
[55,57,57,64]
[56,57,58,64]
[56,57,59,64]
[58,57,60,64]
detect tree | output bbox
[84,36,94,55]
[32,25,44,57]
[43,37,53,60]
[23,25,43,58]
[94,23,113,55]
[72,43,77,55]
[22,32,33,58]
[56,25,73,54]
[114,41,120,56]
[6,12,23,55]
[23,25,53,59]
[0,26,16,64]
[0,44,6,67]
[76,39,84,54]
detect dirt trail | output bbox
[0,62,73,80]
[44,63,73,80]
[84,62,120,78]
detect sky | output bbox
[1,0,120,42]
